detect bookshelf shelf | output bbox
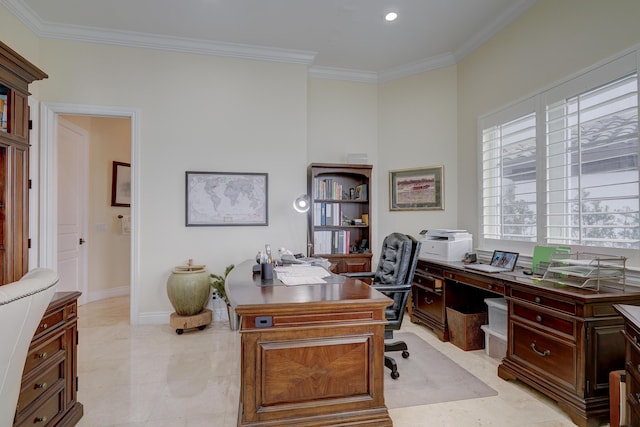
[308,163,372,273]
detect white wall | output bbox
[457,0,640,260]
[33,39,310,319]
[377,67,458,241]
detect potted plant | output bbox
[210,264,235,328]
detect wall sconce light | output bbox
[293,194,310,213]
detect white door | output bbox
[57,118,88,302]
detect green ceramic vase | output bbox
[166,265,210,316]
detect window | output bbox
[479,52,639,251]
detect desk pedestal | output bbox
[237,309,391,427]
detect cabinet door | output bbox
[584,320,626,398]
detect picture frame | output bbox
[185,171,268,226]
[111,161,131,207]
[389,165,444,211]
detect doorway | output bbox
[39,103,140,324]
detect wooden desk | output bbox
[226,260,393,427]
[411,258,640,427]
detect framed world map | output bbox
[185,171,268,226]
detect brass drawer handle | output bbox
[35,382,47,389]
[535,296,541,303]
[38,352,48,359]
[35,416,47,423]
[531,343,551,357]
[424,297,434,305]
[39,323,48,330]
[536,315,542,322]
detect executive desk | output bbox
[411,257,640,427]
[226,260,393,427]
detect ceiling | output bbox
[3,0,537,82]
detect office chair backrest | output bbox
[373,234,421,330]
[0,269,58,427]
[373,233,413,286]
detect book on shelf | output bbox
[314,230,350,255]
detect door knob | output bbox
[79,238,86,245]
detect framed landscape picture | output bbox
[389,166,444,211]
[185,171,268,226]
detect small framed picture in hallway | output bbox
[111,161,131,207]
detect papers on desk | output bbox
[275,265,331,285]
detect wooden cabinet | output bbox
[0,41,47,285]
[15,292,83,427]
[613,304,640,427]
[307,163,372,274]
[499,281,640,427]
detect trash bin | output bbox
[446,307,487,351]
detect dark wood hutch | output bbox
[0,40,83,427]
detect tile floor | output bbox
[75,296,598,427]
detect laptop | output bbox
[465,250,519,273]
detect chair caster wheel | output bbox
[198,325,206,330]
[390,371,400,380]
[402,350,410,359]
[176,329,183,335]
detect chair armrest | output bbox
[371,283,411,293]
[342,271,375,279]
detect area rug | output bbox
[383,332,497,409]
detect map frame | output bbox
[185,171,268,226]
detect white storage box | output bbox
[484,297,507,336]
[480,325,507,359]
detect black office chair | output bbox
[344,233,421,379]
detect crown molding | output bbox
[453,0,538,61]
[1,0,537,82]
[0,0,316,65]
[308,66,378,84]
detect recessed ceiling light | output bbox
[385,11,398,22]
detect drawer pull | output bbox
[535,296,541,303]
[35,382,47,389]
[38,352,48,359]
[35,416,47,423]
[39,323,48,330]
[531,343,551,357]
[536,315,542,322]
[424,297,434,305]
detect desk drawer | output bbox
[511,322,577,391]
[445,271,504,294]
[23,331,65,377]
[509,288,577,315]
[413,272,442,293]
[32,309,64,341]
[512,302,575,339]
[17,360,64,413]
[412,285,443,322]
[15,386,64,427]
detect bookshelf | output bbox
[307,163,372,273]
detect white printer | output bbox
[419,229,473,262]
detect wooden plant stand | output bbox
[170,308,212,334]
